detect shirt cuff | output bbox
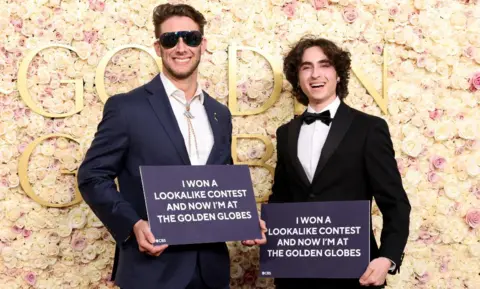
[388,258,396,272]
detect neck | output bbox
[309,95,337,112]
[163,70,198,101]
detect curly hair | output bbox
[283,37,351,106]
[153,4,207,38]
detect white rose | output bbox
[434,122,455,141]
[57,224,72,237]
[401,136,423,157]
[404,169,423,186]
[466,158,479,177]
[468,243,480,257]
[457,121,478,140]
[6,207,22,221]
[444,182,461,200]
[211,51,228,66]
[68,208,87,229]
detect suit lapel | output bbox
[145,75,191,165]
[203,93,222,164]
[311,102,354,184]
[287,115,310,187]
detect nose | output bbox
[311,66,321,79]
[175,37,187,52]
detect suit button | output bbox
[309,193,315,198]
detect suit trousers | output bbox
[121,258,230,289]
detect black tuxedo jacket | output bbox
[77,75,232,289]
[269,101,411,289]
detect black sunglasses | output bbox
[158,31,203,49]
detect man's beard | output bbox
[162,57,201,80]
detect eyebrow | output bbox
[300,59,332,67]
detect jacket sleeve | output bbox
[365,118,411,274]
[269,126,290,203]
[77,96,141,244]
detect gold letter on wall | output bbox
[351,47,388,114]
[17,44,84,118]
[18,134,83,208]
[228,44,283,115]
[96,45,162,104]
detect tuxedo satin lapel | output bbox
[145,75,191,165]
[312,102,354,184]
[203,93,222,164]
[288,116,310,187]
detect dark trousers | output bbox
[122,261,230,289]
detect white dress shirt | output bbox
[160,73,214,165]
[297,97,341,183]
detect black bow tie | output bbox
[302,110,332,126]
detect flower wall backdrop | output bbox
[1,0,479,288]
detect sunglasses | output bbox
[158,31,203,49]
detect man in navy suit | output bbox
[77,3,265,289]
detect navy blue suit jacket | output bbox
[77,75,232,289]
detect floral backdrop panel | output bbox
[0,0,479,288]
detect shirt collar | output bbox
[160,73,204,104]
[307,96,341,118]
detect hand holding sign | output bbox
[133,220,168,256]
[242,218,267,246]
[359,257,392,286]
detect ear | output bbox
[154,41,162,57]
[200,37,207,55]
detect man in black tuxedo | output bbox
[269,37,411,288]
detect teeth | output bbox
[175,58,190,63]
[311,84,324,88]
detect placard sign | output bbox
[260,201,370,278]
[140,165,261,245]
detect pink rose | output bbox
[342,6,358,23]
[55,31,63,41]
[430,155,446,170]
[84,30,99,44]
[372,44,383,55]
[23,229,32,238]
[312,0,328,10]
[428,109,443,120]
[427,171,440,183]
[283,2,296,18]
[439,260,448,273]
[472,186,480,199]
[12,225,23,234]
[53,120,65,132]
[242,270,257,285]
[71,236,87,251]
[463,46,474,59]
[465,140,478,150]
[465,208,480,228]
[25,272,36,286]
[417,55,426,68]
[455,146,465,155]
[388,5,399,17]
[10,18,23,32]
[423,129,434,138]
[89,0,105,12]
[469,71,480,92]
